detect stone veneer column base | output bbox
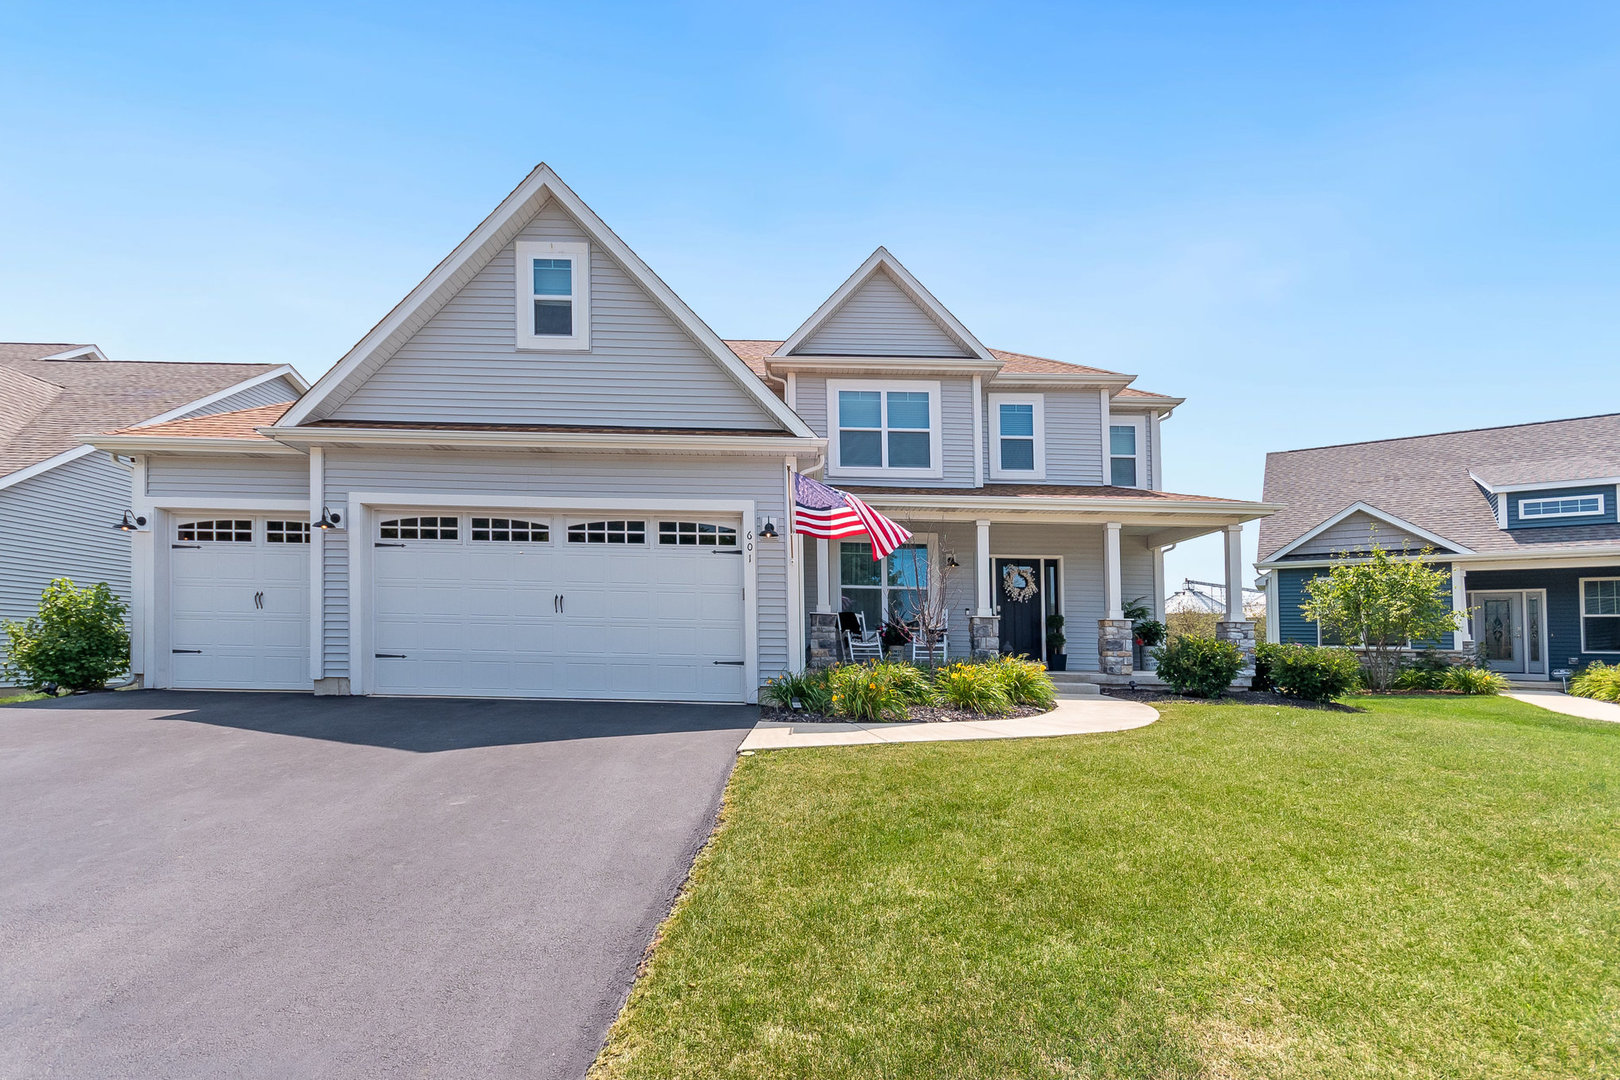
[969,616,1001,660]
[1098,619,1134,675]
[313,677,351,696]
[1216,620,1257,681]
[808,612,841,668]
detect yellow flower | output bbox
[869,682,876,689]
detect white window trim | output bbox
[825,379,944,480]
[1517,494,1605,520]
[988,393,1046,480]
[838,533,938,624]
[1108,415,1147,489]
[514,240,590,351]
[1580,575,1620,654]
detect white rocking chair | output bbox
[842,612,884,662]
[910,628,949,664]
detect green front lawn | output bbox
[594,697,1620,1079]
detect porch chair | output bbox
[910,626,949,664]
[840,611,884,662]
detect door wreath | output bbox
[1002,564,1038,603]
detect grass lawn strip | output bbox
[591,696,1620,1079]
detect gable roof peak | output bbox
[772,247,994,362]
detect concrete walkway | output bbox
[1507,688,1620,724]
[739,695,1158,750]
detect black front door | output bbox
[995,558,1045,660]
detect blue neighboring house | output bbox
[1257,414,1620,681]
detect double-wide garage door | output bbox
[370,511,748,702]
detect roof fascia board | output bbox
[280,165,813,438]
[1263,500,1473,562]
[260,426,825,456]
[1468,470,1620,494]
[38,345,108,361]
[0,444,100,491]
[1260,547,1620,571]
[764,355,1002,376]
[848,492,1279,517]
[89,435,303,455]
[772,247,996,362]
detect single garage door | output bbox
[169,517,310,690]
[370,512,747,701]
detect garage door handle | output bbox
[375,653,406,659]
[712,549,743,555]
[172,544,200,549]
[172,649,201,654]
[375,542,406,548]
[713,660,746,666]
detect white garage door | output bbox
[169,517,309,690]
[370,512,747,702]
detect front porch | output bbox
[796,498,1269,676]
[1459,564,1620,680]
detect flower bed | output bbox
[760,657,1057,723]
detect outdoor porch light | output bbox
[113,510,146,532]
[758,517,779,539]
[314,506,344,530]
[946,554,960,569]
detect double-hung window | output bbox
[1582,577,1620,653]
[826,380,942,478]
[1108,416,1146,488]
[989,393,1045,480]
[515,240,590,350]
[840,539,931,630]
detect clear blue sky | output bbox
[4,2,1617,590]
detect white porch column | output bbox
[1104,521,1123,620]
[815,537,832,614]
[975,519,993,616]
[1224,524,1244,620]
[1452,565,1471,647]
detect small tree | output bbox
[1302,544,1461,691]
[1,579,130,692]
[890,546,953,664]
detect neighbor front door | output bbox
[1475,592,1521,673]
[995,558,1046,660]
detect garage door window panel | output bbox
[380,516,460,541]
[266,520,310,543]
[472,517,550,542]
[567,520,646,544]
[658,521,737,546]
[178,520,253,543]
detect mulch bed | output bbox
[1101,687,1360,712]
[760,703,1052,725]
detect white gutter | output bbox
[257,426,827,456]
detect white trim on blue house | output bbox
[1263,500,1475,563]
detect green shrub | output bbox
[762,667,834,712]
[1442,666,1508,695]
[828,662,914,722]
[1,579,129,692]
[1570,662,1620,703]
[881,659,938,706]
[989,655,1057,709]
[1252,641,1281,692]
[1151,635,1244,698]
[934,662,1013,716]
[1265,643,1362,702]
[1390,648,1454,691]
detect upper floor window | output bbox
[1109,417,1146,488]
[515,240,590,351]
[1518,494,1604,520]
[989,394,1045,480]
[826,380,942,478]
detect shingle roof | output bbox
[0,348,285,474]
[722,340,1173,399]
[1259,413,1620,560]
[108,403,292,439]
[0,343,95,363]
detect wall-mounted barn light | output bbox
[314,507,344,530]
[758,517,779,539]
[113,510,146,532]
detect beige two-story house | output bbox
[92,165,1272,702]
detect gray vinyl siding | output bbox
[797,270,970,357]
[0,453,131,663]
[1287,511,1433,558]
[318,451,790,680]
[1503,484,1618,530]
[146,455,309,501]
[799,374,977,488]
[172,374,301,420]
[983,389,1106,485]
[802,521,1152,669]
[329,200,778,429]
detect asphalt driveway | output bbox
[0,691,755,1079]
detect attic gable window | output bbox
[515,240,590,351]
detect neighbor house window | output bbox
[1582,577,1620,653]
[840,540,930,630]
[989,393,1045,480]
[1109,417,1146,488]
[826,380,942,477]
[514,240,590,350]
[1518,494,1604,520]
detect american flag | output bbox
[790,471,912,560]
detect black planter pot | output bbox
[1048,652,1068,672]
